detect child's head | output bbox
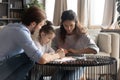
[39,20,55,45]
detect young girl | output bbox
[31,20,64,80]
[34,20,55,54]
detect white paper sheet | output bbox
[54,57,76,62]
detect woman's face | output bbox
[63,20,75,34]
[40,32,55,45]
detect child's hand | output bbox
[57,48,68,54]
[63,49,68,54]
[56,48,65,58]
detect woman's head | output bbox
[61,10,77,34]
[39,20,55,45]
[60,10,87,43]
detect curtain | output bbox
[53,0,67,26]
[52,0,116,28]
[102,0,116,28]
[77,0,89,27]
[77,0,100,28]
[77,0,116,29]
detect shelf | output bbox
[0,0,25,24]
[0,2,8,4]
[9,8,23,10]
[0,18,21,20]
[101,29,120,32]
[9,18,21,20]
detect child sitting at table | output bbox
[31,20,65,80]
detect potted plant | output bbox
[26,0,44,10]
[117,0,120,27]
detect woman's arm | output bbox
[68,48,97,54]
[67,34,99,54]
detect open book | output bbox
[54,57,76,62]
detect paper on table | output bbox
[54,57,76,62]
[73,56,86,60]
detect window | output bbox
[45,0,55,22]
[90,0,105,25]
[67,0,77,14]
[45,0,105,25]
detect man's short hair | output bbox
[22,6,46,26]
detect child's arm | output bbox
[38,49,65,64]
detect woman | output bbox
[52,10,99,80]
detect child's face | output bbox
[40,32,55,45]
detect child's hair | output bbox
[39,20,55,35]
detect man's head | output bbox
[22,6,46,34]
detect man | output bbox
[0,6,64,80]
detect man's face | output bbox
[36,20,45,30]
[31,20,45,34]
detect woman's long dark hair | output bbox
[60,10,87,43]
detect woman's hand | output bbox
[68,49,78,54]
